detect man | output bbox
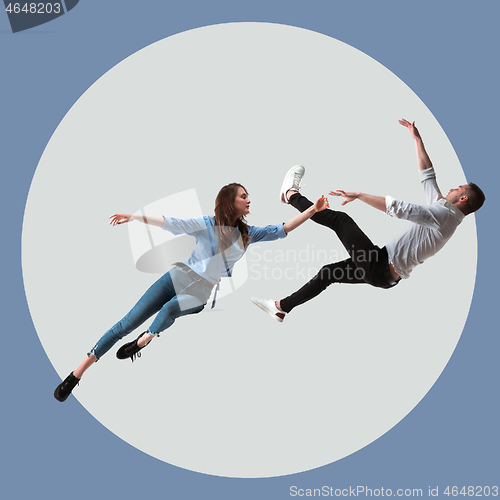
[251,119,485,322]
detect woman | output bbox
[54,182,328,402]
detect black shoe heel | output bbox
[54,372,80,402]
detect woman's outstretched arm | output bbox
[109,213,165,227]
[282,196,329,234]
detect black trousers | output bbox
[280,193,398,313]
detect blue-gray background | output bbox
[1,1,498,498]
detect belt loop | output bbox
[211,281,220,309]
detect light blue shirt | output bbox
[162,215,287,284]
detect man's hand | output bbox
[329,190,359,206]
[399,118,433,172]
[399,118,421,140]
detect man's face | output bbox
[445,184,468,204]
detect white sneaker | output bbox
[251,297,286,323]
[280,165,305,204]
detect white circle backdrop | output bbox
[22,23,477,478]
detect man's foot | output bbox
[280,165,305,204]
[54,372,80,402]
[116,332,149,362]
[251,297,286,323]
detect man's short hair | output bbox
[464,183,485,214]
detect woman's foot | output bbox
[116,332,152,362]
[54,372,80,402]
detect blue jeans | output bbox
[89,266,213,360]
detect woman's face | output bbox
[233,186,251,218]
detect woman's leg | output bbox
[73,353,97,379]
[115,295,205,361]
[55,269,207,401]
[88,270,177,361]
[147,293,204,333]
[115,268,209,361]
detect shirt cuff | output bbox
[385,195,396,215]
[419,166,436,182]
[278,222,287,238]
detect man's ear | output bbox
[460,195,469,203]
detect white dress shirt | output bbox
[385,167,465,279]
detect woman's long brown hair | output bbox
[214,183,250,252]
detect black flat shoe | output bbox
[116,332,148,362]
[54,372,80,402]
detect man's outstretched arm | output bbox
[329,190,386,212]
[329,119,438,212]
[399,118,433,172]
[329,190,440,228]
[400,118,444,204]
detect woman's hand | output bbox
[314,195,330,212]
[283,195,329,234]
[110,213,165,227]
[329,190,360,206]
[109,213,134,226]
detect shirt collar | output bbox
[440,198,466,223]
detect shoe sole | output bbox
[280,165,305,204]
[251,297,284,323]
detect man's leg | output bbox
[251,258,365,321]
[288,192,376,262]
[279,258,365,313]
[252,192,387,320]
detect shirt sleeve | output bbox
[248,223,287,243]
[161,216,207,236]
[385,196,443,229]
[420,167,443,205]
